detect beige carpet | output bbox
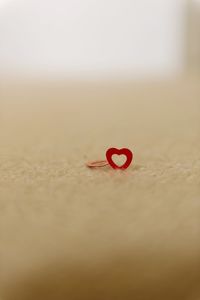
[0,78,200,300]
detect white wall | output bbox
[0,0,186,78]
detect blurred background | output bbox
[0,0,199,80]
[0,2,200,300]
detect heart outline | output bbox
[106,148,133,170]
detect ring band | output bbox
[86,160,109,168]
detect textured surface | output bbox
[0,79,200,300]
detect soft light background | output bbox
[0,0,187,78]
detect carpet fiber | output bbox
[0,79,200,300]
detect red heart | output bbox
[106,148,133,170]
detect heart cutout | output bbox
[106,148,133,170]
[112,154,127,167]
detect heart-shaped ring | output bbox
[106,147,133,170]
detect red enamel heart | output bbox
[106,148,133,170]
